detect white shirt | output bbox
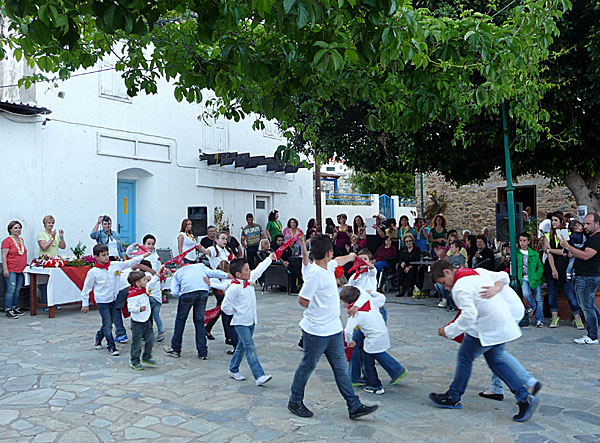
[444,269,522,346]
[207,245,231,270]
[178,233,197,261]
[125,245,161,272]
[170,263,227,296]
[222,257,272,326]
[146,271,162,303]
[80,256,144,307]
[344,289,389,353]
[127,278,159,323]
[107,238,119,257]
[298,261,343,337]
[346,268,377,292]
[209,278,232,292]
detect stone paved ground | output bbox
[0,291,599,443]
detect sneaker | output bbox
[256,375,272,386]
[574,317,585,330]
[115,334,128,343]
[574,335,599,345]
[478,391,504,401]
[362,385,385,395]
[206,331,215,340]
[94,341,103,350]
[526,308,534,316]
[130,362,144,370]
[429,392,462,409]
[108,349,120,356]
[349,404,378,419]
[198,355,208,360]
[352,379,367,387]
[5,310,18,319]
[226,348,235,355]
[390,369,408,385]
[13,307,24,316]
[288,401,313,418]
[228,371,246,381]
[437,299,448,308]
[156,332,166,342]
[536,321,544,328]
[164,347,181,358]
[142,358,157,367]
[549,316,559,328]
[513,396,540,422]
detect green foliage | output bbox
[70,241,86,259]
[348,170,416,197]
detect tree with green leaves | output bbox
[348,169,415,197]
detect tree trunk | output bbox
[564,170,600,214]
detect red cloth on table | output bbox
[61,266,96,306]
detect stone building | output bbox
[416,171,577,235]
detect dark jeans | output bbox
[575,276,600,340]
[170,290,208,356]
[113,287,128,337]
[290,331,362,412]
[398,265,424,294]
[546,277,579,315]
[95,302,117,352]
[205,289,238,347]
[448,334,529,403]
[130,319,154,365]
[247,246,259,269]
[363,351,405,389]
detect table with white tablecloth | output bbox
[23,266,91,318]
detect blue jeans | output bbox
[363,350,405,389]
[4,272,24,311]
[374,261,389,273]
[490,351,538,395]
[521,281,543,323]
[448,334,529,403]
[546,277,579,315]
[95,302,117,351]
[150,298,164,334]
[113,287,128,337]
[170,290,208,356]
[575,276,600,341]
[290,331,362,412]
[435,283,454,309]
[229,324,265,379]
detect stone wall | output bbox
[415,171,577,234]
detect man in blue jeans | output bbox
[428,261,539,422]
[560,213,600,345]
[164,263,228,358]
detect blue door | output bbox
[117,180,136,245]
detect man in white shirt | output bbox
[288,235,378,420]
[428,261,540,423]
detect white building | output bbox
[0,57,314,259]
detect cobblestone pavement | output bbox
[0,291,598,442]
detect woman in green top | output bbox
[265,210,283,242]
[428,214,448,255]
[37,215,66,258]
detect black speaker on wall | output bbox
[495,202,524,242]
[188,206,207,237]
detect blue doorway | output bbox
[117,180,136,245]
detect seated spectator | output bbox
[373,236,397,274]
[462,230,471,246]
[447,230,468,263]
[466,234,478,268]
[346,234,363,254]
[258,239,274,261]
[397,233,422,297]
[471,234,496,270]
[273,234,302,293]
[481,226,494,250]
[447,240,466,268]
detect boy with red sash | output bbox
[126,270,159,370]
[429,261,539,422]
[341,286,406,395]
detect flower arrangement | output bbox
[31,254,97,268]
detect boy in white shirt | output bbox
[126,234,161,271]
[341,286,406,395]
[288,235,378,420]
[81,244,150,356]
[126,271,159,370]
[221,254,275,385]
[429,261,539,422]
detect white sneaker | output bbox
[574,336,599,345]
[437,299,448,308]
[256,375,272,386]
[228,371,246,381]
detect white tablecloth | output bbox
[23,266,84,306]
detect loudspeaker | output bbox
[495,202,524,242]
[187,206,207,237]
